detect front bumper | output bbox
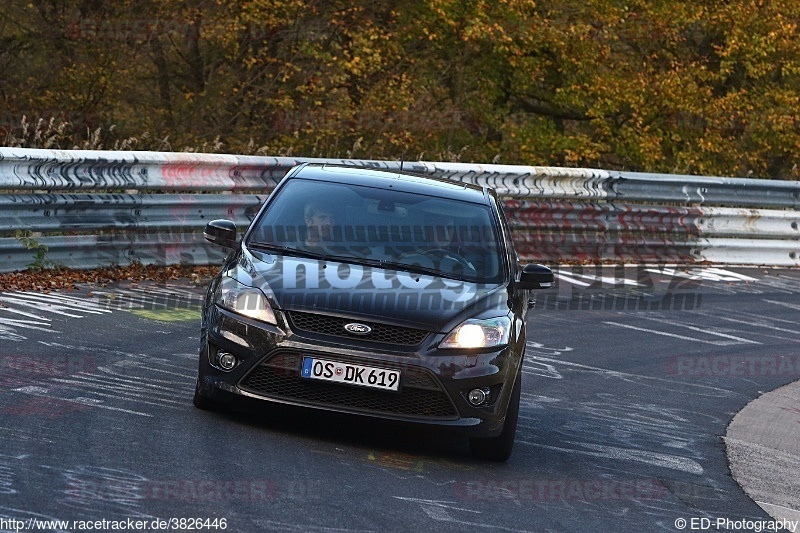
[196,306,521,438]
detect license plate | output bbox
[301,357,400,392]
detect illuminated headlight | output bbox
[216,276,276,325]
[440,317,511,349]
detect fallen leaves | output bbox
[0,264,219,293]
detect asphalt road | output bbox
[1,265,799,532]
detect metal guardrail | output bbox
[0,147,798,272]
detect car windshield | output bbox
[247,178,506,283]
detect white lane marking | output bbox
[764,299,800,312]
[12,292,112,313]
[130,366,196,380]
[0,285,203,340]
[734,309,800,326]
[394,498,531,532]
[10,387,152,417]
[687,312,800,342]
[633,315,762,345]
[50,378,186,408]
[83,371,188,388]
[557,270,643,286]
[62,372,188,397]
[554,272,592,287]
[397,498,481,516]
[703,268,759,282]
[0,327,27,342]
[522,361,563,379]
[645,267,757,282]
[0,306,50,321]
[526,355,735,394]
[603,321,760,345]
[89,287,204,309]
[519,441,704,475]
[70,374,186,405]
[0,296,84,318]
[96,361,195,382]
[0,317,56,333]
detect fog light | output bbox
[218,352,237,371]
[468,388,490,406]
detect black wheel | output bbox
[469,368,521,462]
[420,248,473,270]
[192,378,224,411]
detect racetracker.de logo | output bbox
[667,355,800,377]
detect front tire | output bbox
[469,368,521,462]
[192,378,224,411]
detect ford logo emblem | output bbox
[344,323,372,335]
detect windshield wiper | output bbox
[250,242,381,268]
[248,242,472,281]
[368,260,472,281]
[247,242,330,262]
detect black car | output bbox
[193,163,553,461]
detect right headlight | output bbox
[215,276,277,325]
[439,316,511,349]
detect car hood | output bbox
[224,247,510,331]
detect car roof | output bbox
[286,163,493,204]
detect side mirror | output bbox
[517,263,554,290]
[204,220,238,249]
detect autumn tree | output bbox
[1,0,799,178]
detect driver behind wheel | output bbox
[423,214,477,274]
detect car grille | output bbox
[238,352,458,419]
[287,311,429,346]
